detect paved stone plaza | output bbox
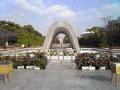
[0,63,118,90]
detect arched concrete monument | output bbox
[43,21,80,53]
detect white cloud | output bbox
[45,5,76,17]
[76,3,120,22]
[16,0,76,19]
[101,3,120,18]
[4,0,120,34]
[102,3,120,11]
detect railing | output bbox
[47,55,75,62]
[0,48,120,57]
[46,48,120,62]
[47,49,76,62]
[0,48,42,56]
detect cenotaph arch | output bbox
[43,21,80,53]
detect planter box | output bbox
[81,66,95,70]
[100,66,106,70]
[72,56,75,60]
[82,66,89,70]
[26,66,34,69]
[59,56,63,60]
[47,56,51,60]
[64,56,72,60]
[51,56,58,60]
[89,66,95,70]
[34,66,40,70]
[17,66,24,69]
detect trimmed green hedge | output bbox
[0,52,48,70]
[75,53,111,70]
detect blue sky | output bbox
[0,0,120,35]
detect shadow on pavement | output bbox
[87,75,111,82]
[0,74,4,81]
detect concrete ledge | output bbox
[89,66,95,70]
[82,66,89,70]
[26,66,34,69]
[100,67,106,70]
[34,66,40,70]
[17,66,24,69]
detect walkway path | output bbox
[0,63,116,90]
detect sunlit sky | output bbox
[0,0,120,35]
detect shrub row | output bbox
[0,52,48,70]
[75,53,111,70]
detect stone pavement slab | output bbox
[0,63,117,90]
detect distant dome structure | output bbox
[43,21,80,53]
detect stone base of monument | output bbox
[49,60,73,63]
[48,56,74,63]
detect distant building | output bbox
[108,18,120,30]
[108,17,120,47]
[0,31,17,47]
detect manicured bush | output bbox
[34,52,48,69]
[0,55,12,64]
[75,54,84,69]
[0,52,48,70]
[35,59,47,69]
[75,53,111,70]
[75,53,96,68]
